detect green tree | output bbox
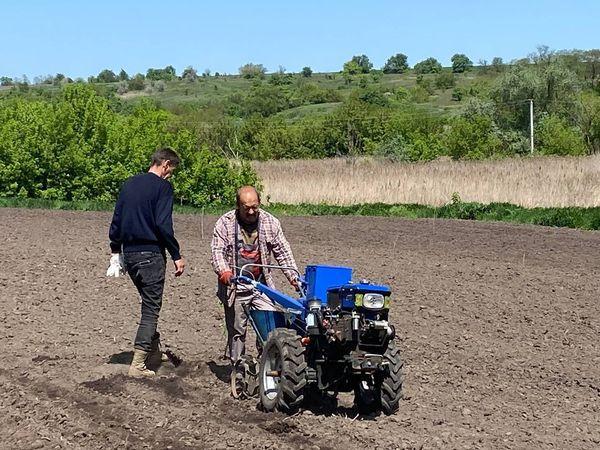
[174,144,260,206]
[383,53,409,74]
[146,65,176,81]
[0,76,14,86]
[444,115,502,159]
[182,66,198,82]
[0,85,260,205]
[97,69,118,83]
[536,114,587,155]
[491,57,504,72]
[118,69,129,81]
[248,85,289,116]
[492,59,580,129]
[343,60,362,76]
[165,65,176,78]
[343,55,372,74]
[239,63,267,79]
[301,66,313,77]
[575,92,600,153]
[413,57,442,74]
[451,54,473,73]
[582,49,600,89]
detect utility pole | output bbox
[528,99,534,153]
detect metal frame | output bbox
[238,263,306,297]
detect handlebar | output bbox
[234,263,306,297]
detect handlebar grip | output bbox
[233,275,253,285]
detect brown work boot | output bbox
[128,349,156,377]
[147,337,169,370]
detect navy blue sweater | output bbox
[109,173,181,260]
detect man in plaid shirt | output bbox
[211,186,300,368]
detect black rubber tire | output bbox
[355,340,403,415]
[243,355,259,398]
[380,339,404,415]
[259,328,307,413]
[354,376,381,415]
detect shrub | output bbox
[409,86,431,103]
[128,74,145,91]
[444,115,502,159]
[375,134,442,162]
[239,63,267,79]
[414,57,442,74]
[536,114,587,155]
[435,71,456,90]
[117,82,129,95]
[0,85,259,206]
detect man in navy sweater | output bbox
[107,147,185,377]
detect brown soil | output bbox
[1,208,599,449]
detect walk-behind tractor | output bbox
[233,264,403,415]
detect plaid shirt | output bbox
[211,210,299,304]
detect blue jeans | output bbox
[124,251,166,352]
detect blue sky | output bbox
[2,0,599,80]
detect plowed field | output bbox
[1,208,599,449]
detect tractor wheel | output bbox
[242,355,259,398]
[259,328,307,413]
[380,339,403,415]
[354,340,403,415]
[231,355,259,399]
[354,375,381,415]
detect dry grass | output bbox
[253,155,600,208]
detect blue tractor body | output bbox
[245,265,392,343]
[235,264,403,415]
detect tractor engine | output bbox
[235,263,403,415]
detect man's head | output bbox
[236,186,261,224]
[150,147,180,179]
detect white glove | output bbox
[106,253,125,277]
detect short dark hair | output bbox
[151,147,180,167]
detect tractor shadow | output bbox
[301,393,379,420]
[204,360,379,420]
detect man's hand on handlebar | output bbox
[219,270,234,285]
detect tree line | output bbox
[0,47,599,205]
[0,84,258,206]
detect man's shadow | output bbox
[206,360,231,383]
[108,351,133,365]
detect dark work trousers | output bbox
[124,251,167,352]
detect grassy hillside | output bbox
[115,70,492,117]
[1,68,496,119]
